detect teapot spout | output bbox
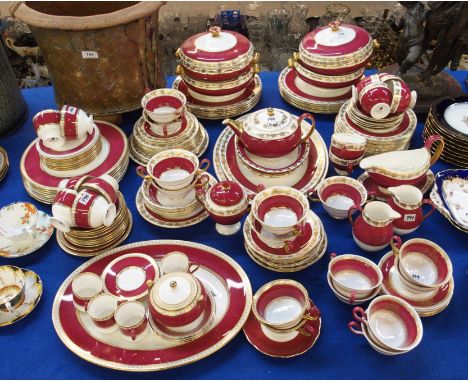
[222,118,243,137]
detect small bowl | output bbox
[251,186,309,236]
[141,89,186,124]
[328,254,383,300]
[312,176,368,220]
[393,238,452,289]
[0,265,26,312]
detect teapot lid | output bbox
[209,181,245,207]
[243,107,297,140]
[180,26,252,64]
[150,272,199,312]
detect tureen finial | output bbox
[328,20,341,32]
[267,107,275,117]
[209,26,221,37]
[170,280,177,288]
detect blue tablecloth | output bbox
[0,71,467,380]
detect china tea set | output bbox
[129,88,209,166]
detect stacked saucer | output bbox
[21,107,129,204]
[135,149,215,228]
[173,26,262,120]
[334,75,417,156]
[129,89,209,166]
[0,147,8,182]
[378,237,454,317]
[279,21,372,114]
[423,95,468,167]
[243,187,327,272]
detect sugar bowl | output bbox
[197,179,249,235]
[148,272,206,331]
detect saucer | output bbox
[0,211,54,258]
[358,170,434,201]
[0,268,42,327]
[150,292,215,342]
[243,298,321,357]
[378,252,454,316]
[101,253,159,301]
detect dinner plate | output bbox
[52,240,252,371]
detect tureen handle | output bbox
[424,134,444,166]
[297,113,316,143]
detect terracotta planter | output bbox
[10,1,166,117]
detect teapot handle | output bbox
[298,113,316,143]
[348,205,363,226]
[424,134,444,166]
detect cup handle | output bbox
[424,134,444,166]
[307,188,320,203]
[346,162,354,176]
[421,199,435,221]
[348,205,363,226]
[352,306,367,323]
[390,235,402,256]
[5,301,15,314]
[349,290,357,305]
[348,321,364,336]
[136,166,151,181]
[197,158,211,173]
[283,240,294,254]
[298,113,316,143]
[329,252,337,260]
[292,224,305,238]
[367,191,377,201]
[297,322,315,337]
[256,183,265,192]
[131,329,136,341]
[188,263,199,274]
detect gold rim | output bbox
[51,239,252,371]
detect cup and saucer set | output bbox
[243,279,321,358]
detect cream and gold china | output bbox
[160,251,198,275]
[52,239,252,371]
[0,207,53,258]
[87,293,118,333]
[141,88,186,124]
[327,272,380,306]
[0,268,42,327]
[71,272,103,312]
[328,254,382,302]
[349,295,423,354]
[196,180,249,235]
[0,265,25,313]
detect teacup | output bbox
[114,301,149,342]
[252,279,320,342]
[87,293,118,333]
[141,88,186,124]
[71,272,103,312]
[328,254,382,301]
[143,110,184,137]
[310,176,369,220]
[329,149,362,176]
[72,190,117,229]
[160,251,199,275]
[0,265,26,313]
[351,295,423,353]
[58,175,92,191]
[251,186,309,236]
[0,202,39,242]
[137,149,210,191]
[60,105,94,140]
[81,175,119,204]
[51,188,79,232]
[391,236,452,290]
[388,80,414,114]
[357,81,392,119]
[32,109,65,149]
[151,177,200,207]
[330,133,366,161]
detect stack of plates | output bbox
[334,100,417,156]
[423,96,468,167]
[21,121,129,204]
[0,147,9,182]
[243,210,327,272]
[129,111,209,166]
[135,174,216,229]
[173,75,262,120]
[56,192,132,257]
[430,169,468,233]
[378,252,454,317]
[279,22,372,114]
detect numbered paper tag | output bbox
[404,214,417,222]
[81,51,98,59]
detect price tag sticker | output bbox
[81,51,99,59]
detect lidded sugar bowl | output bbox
[197,180,249,235]
[148,272,207,329]
[223,107,315,158]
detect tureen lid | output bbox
[150,272,199,313]
[243,107,297,140]
[180,26,252,64]
[209,181,245,207]
[300,21,372,58]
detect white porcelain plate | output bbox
[443,102,468,135]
